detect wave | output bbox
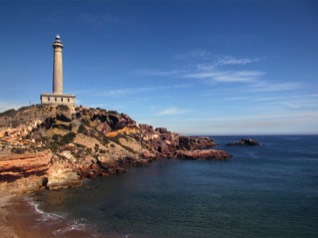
[23,196,100,237]
[53,221,88,236]
[24,196,65,224]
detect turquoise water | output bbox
[31,135,318,237]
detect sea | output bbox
[23,135,318,237]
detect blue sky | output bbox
[0,0,317,135]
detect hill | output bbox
[0,105,231,193]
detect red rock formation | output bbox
[0,150,52,181]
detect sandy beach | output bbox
[0,191,131,238]
[0,194,20,238]
[0,193,49,238]
[0,193,104,238]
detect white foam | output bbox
[53,220,87,236]
[24,197,97,236]
[24,196,65,224]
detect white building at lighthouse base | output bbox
[40,93,75,106]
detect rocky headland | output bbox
[0,105,231,193]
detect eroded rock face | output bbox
[46,157,81,190]
[0,150,52,182]
[0,105,231,193]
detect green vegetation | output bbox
[94,144,99,152]
[11,147,28,154]
[78,124,89,134]
[0,109,16,117]
[108,134,136,154]
[61,132,76,144]
[108,110,118,114]
[103,137,111,145]
[82,119,90,126]
[56,105,69,111]
[46,132,76,152]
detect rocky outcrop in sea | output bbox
[0,105,231,193]
[226,138,260,146]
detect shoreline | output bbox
[1,191,140,238]
[0,194,20,238]
[0,193,56,238]
[0,192,110,238]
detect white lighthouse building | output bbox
[41,35,75,106]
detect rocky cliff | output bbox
[0,105,231,193]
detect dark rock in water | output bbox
[174,149,232,160]
[226,138,260,146]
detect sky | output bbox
[0,0,318,135]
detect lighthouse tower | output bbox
[52,35,64,94]
[41,35,75,106]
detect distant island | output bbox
[0,104,231,193]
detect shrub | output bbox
[61,132,76,145]
[11,147,27,154]
[0,109,16,117]
[56,105,69,111]
[78,124,89,134]
[47,142,59,152]
[82,119,90,126]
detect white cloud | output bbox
[248,81,300,92]
[187,54,263,83]
[185,70,265,83]
[174,49,211,60]
[97,84,192,97]
[141,52,264,84]
[157,107,192,116]
[139,53,262,83]
[279,102,299,108]
[137,69,185,76]
[195,63,216,70]
[174,51,259,67]
[97,87,163,97]
[215,55,260,66]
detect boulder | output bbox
[46,158,82,189]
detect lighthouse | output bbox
[52,35,64,94]
[41,35,75,106]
